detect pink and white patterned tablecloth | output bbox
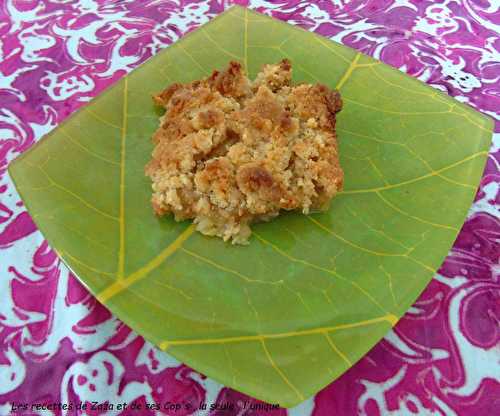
[1,1,499,415]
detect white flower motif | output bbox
[414,4,458,36]
[40,70,95,101]
[437,56,481,93]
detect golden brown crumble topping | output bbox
[145,60,343,244]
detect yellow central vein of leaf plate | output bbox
[97,224,196,302]
[159,314,397,347]
[335,52,361,89]
[118,78,128,279]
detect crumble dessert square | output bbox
[145,60,343,244]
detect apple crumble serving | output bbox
[145,60,343,244]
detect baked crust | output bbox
[145,60,343,244]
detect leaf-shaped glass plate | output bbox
[8,6,493,407]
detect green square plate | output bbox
[8,6,493,407]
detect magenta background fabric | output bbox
[1,1,499,415]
